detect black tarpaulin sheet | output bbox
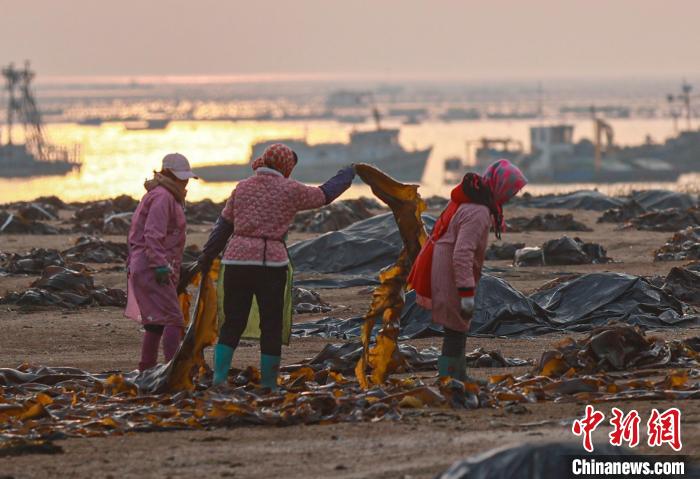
[472,272,699,336]
[436,442,700,479]
[288,212,436,277]
[629,189,698,210]
[289,341,529,374]
[514,190,623,211]
[293,272,700,339]
[291,289,438,339]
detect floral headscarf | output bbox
[252,143,297,178]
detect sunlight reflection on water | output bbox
[0,117,695,203]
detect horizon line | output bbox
[33,71,700,87]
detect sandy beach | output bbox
[1,198,698,478]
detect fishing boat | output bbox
[0,62,81,178]
[448,120,680,184]
[194,112,432,183]
[124,119,171,131]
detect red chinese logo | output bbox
[572,406,682,452]
[572,405,606,452]
[608,407,641,447]
[647,408,682,451]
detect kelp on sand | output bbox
[4,166,700,448]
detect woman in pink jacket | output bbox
[408,159,527,380]
[125,153,199,371]
[197,143,355,390]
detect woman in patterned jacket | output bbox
[198,143,354,390]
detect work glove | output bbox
[460,296,475,317]
[320,166,356,204]
[197,254,212,276]
[154,265,171,285]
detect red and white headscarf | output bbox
[482,159,528,207]
[252,143,297,178]
[407,159,526,300]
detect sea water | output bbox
[0,117,695,204]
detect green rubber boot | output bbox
[260,354,281,391]
[457,339,467,381]
[212,343,234,386]
[438,355,463,380]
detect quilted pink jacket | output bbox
[221,167,326,266]
[417,203,490,332]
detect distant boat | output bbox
[439,107,481,121]
[451,122,681,184]
[78,117,103,126]
[0,62,81,178]
[486,111,539,120]
[124,119,171,131]
[403,114,422,125]
[335,114,367,124]
[194,127,432,184]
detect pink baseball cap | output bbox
[162,153,199,180]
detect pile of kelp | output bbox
[290,342,530,374]
[290,198,380,233]
[68,195,139,235]
[661,267,700,306]
[292,287,331,314]
[627,207,700,232]
[655,226,700,262]
[1,324,699,448]
[0,249,65,275]
[0,210,61,235]
[507,213,591,232]
[0,266,125,309]
[513,236,611,266]
[485,242,525,261]
[0,237,128,276]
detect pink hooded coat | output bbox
[124,185,186,327]
[424,203,490,332]
[420,160,527,332]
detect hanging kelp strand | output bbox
[353,164,428,388]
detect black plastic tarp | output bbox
[286,341,529,374]
[291,289,438,339]
[292,272,700,339]
[472,272,699,336]
[289,212,436,276]
[628,189,697,210]
[436,442,700,479]
[514,190,623,211]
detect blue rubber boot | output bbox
[212,343,234,386]
[437,355,463,380]
[260,354,281,391]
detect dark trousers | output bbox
[442,327,466,357]
[218,264,287,356]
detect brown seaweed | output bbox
[353,164,428,388]
[136,261,221,393]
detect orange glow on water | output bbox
[0,117,690,204]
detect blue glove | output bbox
[320,166,355,204]
[199,216,234,273]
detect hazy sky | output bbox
[2,0,699,80]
